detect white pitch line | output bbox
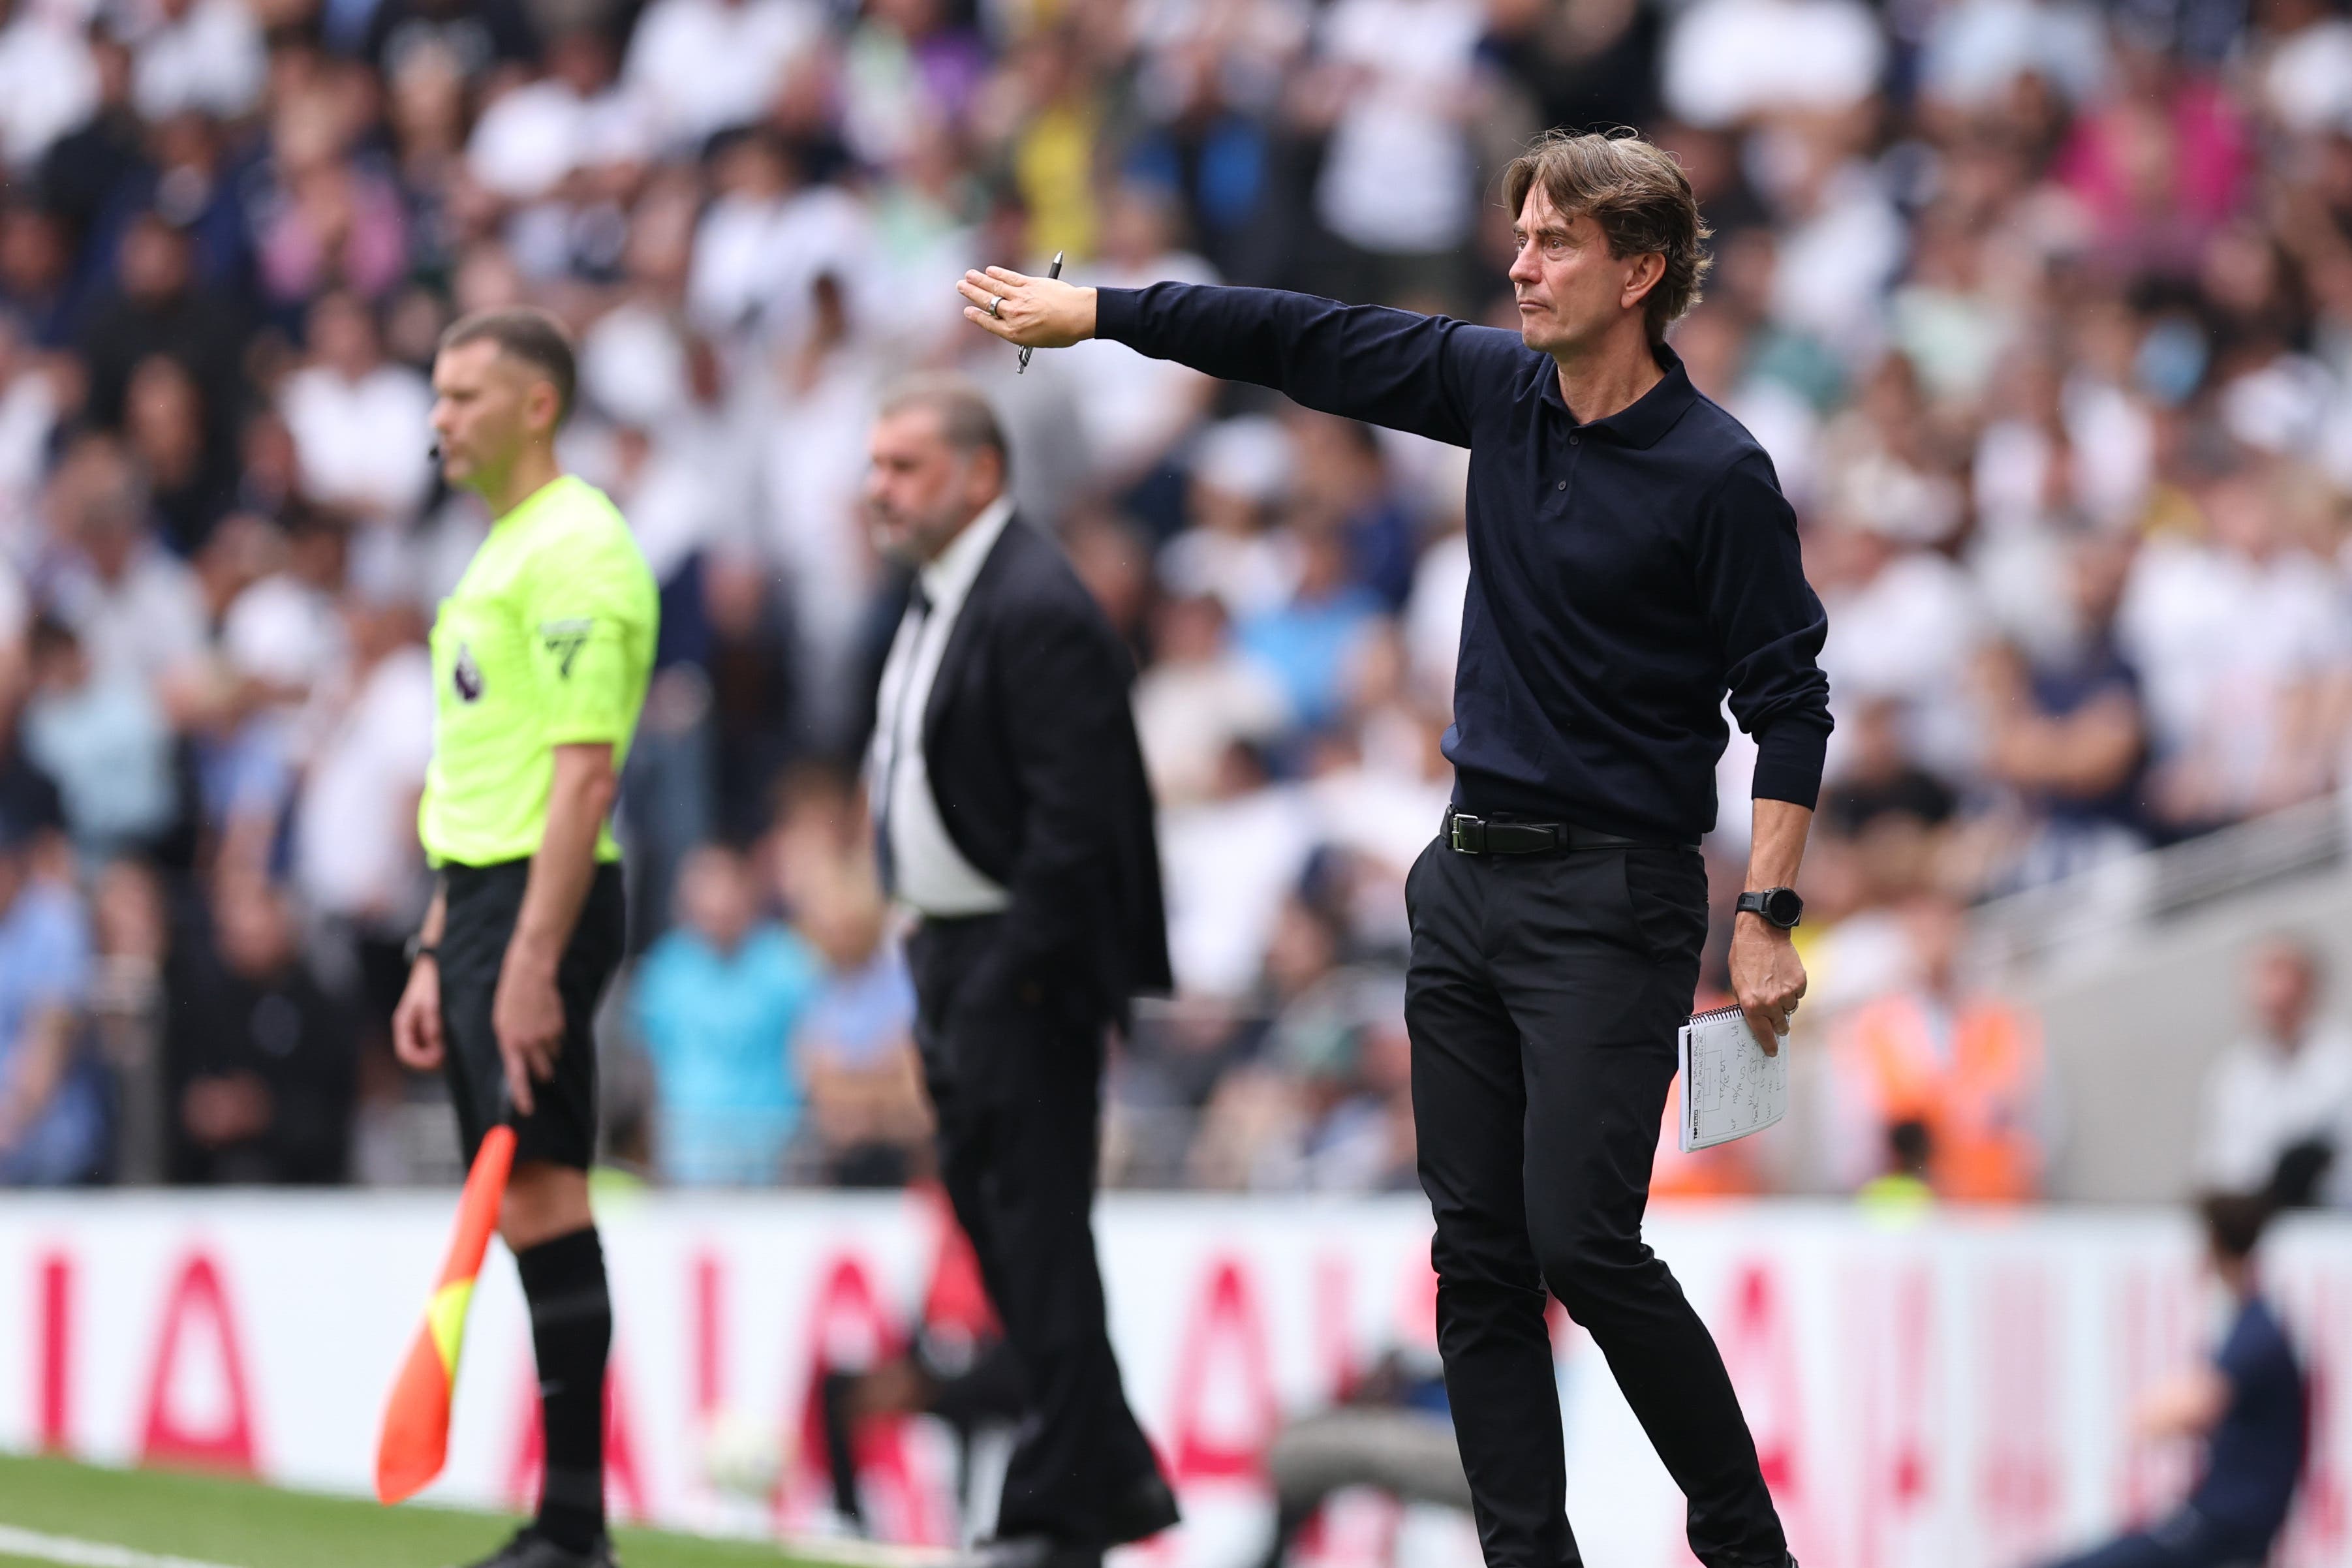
[0,1525,242,1568]
[0,1519,958,1568]
[775,1536,957,1568]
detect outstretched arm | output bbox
[958,266,1525,447]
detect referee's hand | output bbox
[491,957,565,1117]
[392,960,444,1071]
[958,267,1095,348]
[1729,913,1806,1057]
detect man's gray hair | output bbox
[876,374,1011,476]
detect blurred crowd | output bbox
[2,0,2351,1196]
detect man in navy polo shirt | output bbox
[959,129,1825,1568]
[2040,1191,2307,1568]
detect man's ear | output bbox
[529,380,564,440]
[970,446,1007,507]
[1623,251,1667,310]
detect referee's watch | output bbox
[404,932,439,966]
[1735,887,1804,930]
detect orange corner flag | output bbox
[377,1123,516,1504]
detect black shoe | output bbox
[1098,1473,1180,1546]
[456,1526,620,1568]
[961,1472,1178,1567]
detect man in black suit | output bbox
[862,377,1179,1568]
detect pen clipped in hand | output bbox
[1019,251,1062,373]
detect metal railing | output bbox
[1970,793,2352,979]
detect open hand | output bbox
[1729,913,1806,1056]
[957,266,1095,349]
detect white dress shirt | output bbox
[2197,1024,2352,1203]
[869,496,1017,917]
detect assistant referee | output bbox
[392,308,657,1568]
[963,131,1823,1568]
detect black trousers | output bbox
[1403,837,1786,1568]
[906,915,1164,1545]
[440,859,627,1169]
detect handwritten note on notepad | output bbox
[1677,1005,1789,1152]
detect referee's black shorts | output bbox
[438,858,627,1170]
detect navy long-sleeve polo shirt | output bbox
[1096,283,1833,844]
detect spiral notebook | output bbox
[1677,1004,1789,1152]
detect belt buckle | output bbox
[1449,812,1486,853]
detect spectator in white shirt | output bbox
[624,0,821,150]
[1062,185,1218,490]
[1134,592,1290,809]
[46,440,207,694]
[0,5,96,171]
[1917,0,2108,114]
[292,593,434,936]
[129,0,266,123]
[1158,417,1299,621]
[1661,0,1885,128]
[2120,469,2352,831]
[467,28,653,205]
[2251,0,2352,133]
[279,291,433,525]
[685,127,874,346]
[1302,0,1485,298]
[2198,935,2352,1206]
[1817,514,1989,786]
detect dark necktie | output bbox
[874,582,933,897]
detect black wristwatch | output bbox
[1735,887,1804,930]
[404,932,439,966]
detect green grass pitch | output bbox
[0,1452,837,1568]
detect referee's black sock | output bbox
[516,1226,611,1553]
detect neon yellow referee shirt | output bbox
[419,475,658,868]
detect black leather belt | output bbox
[1444,807,1643,855]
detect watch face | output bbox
[1764,888,1804,927]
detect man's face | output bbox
[863,407,999,565]
[1508,187,1662,359]
[429,341,553,494]
[119,218,189,305]
[677,847,755,954]
[2252,946,2317,1043]
[313,296,379,382]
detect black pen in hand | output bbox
[1018,251,1063,374]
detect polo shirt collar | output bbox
[1541,342,1699,451]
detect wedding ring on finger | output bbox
[989,295,1004,318]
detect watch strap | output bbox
[1737,888,1803,929]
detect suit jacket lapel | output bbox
[921,512,1027,760]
